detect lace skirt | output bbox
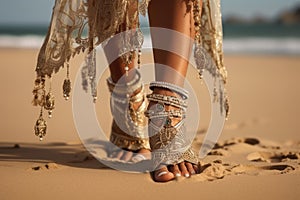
[32,0,229,140]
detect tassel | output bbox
[44,92,55,118]
[34,108,47,141]
[63,79,71,100]
[63,63,71,100]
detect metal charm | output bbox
[34,111,47,141]
[63,79,71,100]
[44,92,55,118]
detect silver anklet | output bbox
[149,81,189,99]
[146,93,187,109]
[107,70,142,96]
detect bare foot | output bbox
[109,148,151,162]
[153,162,200,182]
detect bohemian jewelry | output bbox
[107,70,150,151]
[33,0,149,140]
[192,0,229,119]
[145,91,199,168]
[32,0,229,140]
[146,93,188,109]
[149,81,189,100]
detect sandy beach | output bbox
[0,49,300,200]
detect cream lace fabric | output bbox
[33,0,228,140]
[36,0,148,77]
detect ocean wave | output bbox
[0,35,44,49]
[224,37,300,55]
[1,35,300,55]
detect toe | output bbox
[185,162,196,175]
[169,164,181,177]
[121,151,133,162]
[137,149,151,159]
[116,150,124,160]
[154,166,175,182]
[179,162,190,177]
[131,154,147,162]
[131,149,151,162]
[108,150,118,158]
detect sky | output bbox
[0,0,299,25]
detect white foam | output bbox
[223,37,300,55]
[0,35,44,49]
[142,36,300,55]
[1,35,300,55]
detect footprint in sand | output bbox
[260,164,295,172]
[208,149,229,156]
[197,137,262,159]
[206,137,299,177]
[185,162,227,182]
[230,164,295,176]
[240,150,299,175]
[214,137,260,149]
[209,137,261,156]
[31,163,60,171]
[247,151,300,163]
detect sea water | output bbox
[0,22,299,55]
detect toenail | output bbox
[157,171,168,177]
[132,154,147,162]
[175,173,181,177]
[184,173,190,178]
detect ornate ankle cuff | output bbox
[146,92,198,167]
[149,81,189,99]
[107,70,142,96]
[107,71,150,151]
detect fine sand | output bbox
[0,49,300,200]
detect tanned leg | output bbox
[148,0,202,182]
[104,28,150,162]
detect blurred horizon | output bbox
[0,0,299,25]
[0,0,299,54]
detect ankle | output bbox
[149,81,189,100]
[146,92,187,128]
[107,70,142,97]
[152,88,179,97]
